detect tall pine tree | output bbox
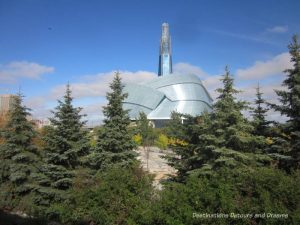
[34,84,89,207]
[270,35,300,169]
[203,67,268,170]
[252,83,271,136]
[136,111,156,148]
[86,73,137,171]
[164,112,200,181]
[165,111,187,141]
[166,67,270,180]
[0,93,39,209]
[136,111,156,170]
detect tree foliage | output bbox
[136,112,156,147]
[1,36,300,225]
[86,73,137,171]
[252,83,271,137]
[270,35,300,169]
[165,111,187,141]
[165,67,270,181]
[155,133,169,150]
[147,167,300,225]
[194,67,270,173]
[0,93,39,210]
[164,112,201,180]
[52,164,154,225]
[34,84,89,208]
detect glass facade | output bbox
[122,23,213,126]
[158,23,172,76]
[123,74,213,121]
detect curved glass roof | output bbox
[147,98,212,120]
[123,83,164,110]
[157,83,212,103]
[123,73,213,120]
[123,103,152,119]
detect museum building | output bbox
[122,23,212,126]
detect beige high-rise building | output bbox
[0,94,16,113]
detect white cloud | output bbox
[267,109,288,122]
[25,70,156,121]
[202,75,222,99]
[0,61,54,83]
[81,103,106,126]
[24,96,51,120]
[25,96,47,109]
[25,96,106,124]
[50,70,157,99]
[238,83,287,107]
[236,52,291,108]
[266,26,288,33]
[173,62,209,78]
[236,53,292,80]
[26,61,290,124]
[236,82,288,122]
[81,102,105,116]
[200,63,288,123]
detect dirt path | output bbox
[135,146,176,189]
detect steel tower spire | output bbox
[158,23,172,76]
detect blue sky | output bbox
[0,0,299,123]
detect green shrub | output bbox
[150,167,300,225]
[133,134,142,146]
[155,134,169,150]
[52,164,155,225]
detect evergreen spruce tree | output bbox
[166,67,270,179]
[270,35,300,169]
[0,93,39,208]
[164,112,200,181]
[87,73,137,171]
[165,111,187,141]
[206,67,263,164]
[136,111,156,170]
[136,111,155,147]
[201,67,269,171]
[34,84,89,207]
[252,83,271,136]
